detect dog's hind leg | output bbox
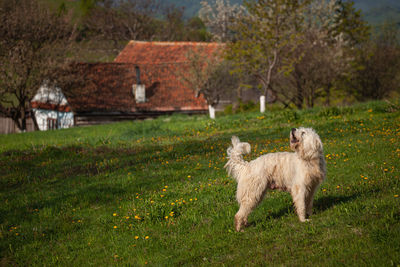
[234,201,255,232]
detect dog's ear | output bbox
[231,136,240,147]
[226,146,233,156]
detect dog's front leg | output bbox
[291,185,308,222]
[305,184,319,218]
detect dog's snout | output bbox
[291,128,297,133]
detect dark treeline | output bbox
[73,0,212,49]
[1,0,399,131]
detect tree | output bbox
[83,0,160,44]
[184,17,213,42]
[345,22,400,101]
[156,6,186,41]
[199,0,246,42]
[82,1,211,44]
[0,0,76,132]
[334,0,370,47]
[178,47,239,119]
[227,0,307,112]
[281,0,354,108]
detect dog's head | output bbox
[290,127,323,160]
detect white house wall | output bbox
[32,85,69,105]
[33,109,74,131]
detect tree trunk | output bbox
[20,107,27,132]
[295,80,303,109]
[325,83,331,106]
[30,109,40,131]
[208,105,216,119]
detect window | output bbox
[47,118,58,130]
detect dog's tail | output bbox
[224,136,251,180]
[227,136,251,157]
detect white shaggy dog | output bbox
[224,128,326,231]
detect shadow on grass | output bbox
[0,183,128,225]
[248,193,361,228]
[313,194,360,212]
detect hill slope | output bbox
[169,0,400,28]
[1,100,399,265]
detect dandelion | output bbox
[135,236,139,239]
[395,195,399,198]
[134,215,141,220]
[145,236,149,239]
[113,226,117,229]
[113,213,117,216]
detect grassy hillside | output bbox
[1,100,399,265]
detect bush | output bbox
[318,106,354,118]
[236,99,257,113]
[224,104,233,115]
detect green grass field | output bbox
[1,101,399,266]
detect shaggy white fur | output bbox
[224,128,326,231]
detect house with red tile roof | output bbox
[30,41,224,129]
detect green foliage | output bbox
[80,0,97,15]
[222,100,257,115]
[226,0,307,95]
[237,99,257,113]
[224,104,234,115]
[0,100,399,265]
[318,106,355,118]
[344,21,400,101]
[335,0,371,45]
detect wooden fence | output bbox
[0,116,35,134]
